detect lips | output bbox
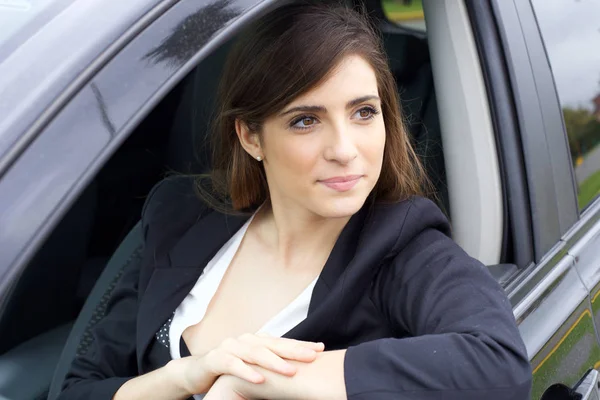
[319,175,363,192]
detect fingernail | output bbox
[252,372,265,383]
[283,363,297,374]
[301,348,317,356]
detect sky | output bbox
[531,0,600,110]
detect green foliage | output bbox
[563,107,600,160]
[382,0,423,14]
[578,169,600,209]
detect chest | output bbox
[142,264,398,375]
[181,253,320,357]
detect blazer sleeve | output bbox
[57,178,188,399]
[343,198,532,400]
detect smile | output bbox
[318,175,363,192]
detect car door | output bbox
[528,0,600,395]
[0,0,271,398]
[380,0,599,397]
[376,0,600,397]
[470,0,600,398]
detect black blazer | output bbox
[58,178,532,400]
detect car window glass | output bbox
[382,0,426,32]
[531,0,600,210]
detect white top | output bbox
[168,212,318,399]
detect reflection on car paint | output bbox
[531,306,600,399]
[144,0,242,68]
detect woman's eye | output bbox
[291,116,317,130]
[354,106,379,120]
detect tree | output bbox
[563,107,600,162]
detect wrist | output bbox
[205,376,247,400]
[215,375,248,399]
[165,358,194,397]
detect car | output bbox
[0,0,599,399]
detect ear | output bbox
[235,119,263,160]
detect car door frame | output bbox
[0,0,287,315]
[0,0,294,397]
[467,0,600,397]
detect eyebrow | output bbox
[279,95,381,117]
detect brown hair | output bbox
[198,2,430,211]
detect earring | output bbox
[256,156,262,161]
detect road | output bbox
[575,143,600,183]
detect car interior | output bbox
[0,1,511,399]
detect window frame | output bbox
[486,0,586,306]
[423,0,505,266]
[0,0,283,309]
[527,0,600,215]
[464,0,533,270]
[377,0,506,267]
[491,0,579,262]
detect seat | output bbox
[47,222,144,400]
[0,182,98,356]
[165,38,233,174]
[0,323,73,400]
[383,29,449,215]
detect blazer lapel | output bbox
[137,210,250,367]
[284,204,370,342]
[284,200,410,344]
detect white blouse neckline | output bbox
[168,210,318,360]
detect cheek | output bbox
[269,134,321,180]
[361,119,386,167]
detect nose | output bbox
[323,123,358,165]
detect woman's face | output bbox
[246,55,386,219]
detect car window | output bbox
[381,0,426,32]
[531,0,600,211]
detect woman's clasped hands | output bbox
[166,333,324,398]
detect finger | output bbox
[240,334,325,352]
[212,352,265,384]
[225,339,297,376]
[244,345,299,375]
[240,335,323,361]
[272,338,325,351]
[265,340,320,362]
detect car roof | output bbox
[0,0,165,170]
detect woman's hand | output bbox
[168,333,324,396]
[201,350,348,400]
[203,375,248,400]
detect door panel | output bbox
[0,86,111,296]
[512,248,600,399]
[529,302,600,399]
[564,200,600,352]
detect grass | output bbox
[382,0,424,20]
[578,169,600,209]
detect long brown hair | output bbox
[197,2,430,212]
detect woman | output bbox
[59,3,532,399]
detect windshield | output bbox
[0,0,75,62]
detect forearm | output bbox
[208,350,347,400]
[344,335,531,399]
[113,361,191,400]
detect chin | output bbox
[312,193,369,219]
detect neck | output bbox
[253,199,351,270]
